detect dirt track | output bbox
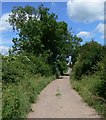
[27,72,100,118]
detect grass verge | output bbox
[2,74,55,119]
[71,73,106,118]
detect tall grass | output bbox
[2,54,55,119]
[71,73,106,118]
[2,73,54,119]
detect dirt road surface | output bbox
[27,74,100,118]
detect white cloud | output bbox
[77,31,90,38]
[0,13,12,32]
[77,22,105,39]
[93,23,106,39]
[67,0,105,23]
[0,46,10,55]
[95,23,104,34]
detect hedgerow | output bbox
[71,41,106,118]
[2,53,54,119]
[72,41,104,80]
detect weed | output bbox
[56,88,61,96]
[71,73,106,118]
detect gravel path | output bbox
[27,75,100,118]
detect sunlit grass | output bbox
[2,74,55,119]
[71,73,106,118]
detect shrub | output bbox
[71,73,106,117]
[2,53,53,84]
[96,55,106,99]
[2,73,54,119]
[71,46,106,117]
[73,41,104,80]
[2,83,30,119]
[2,52,55,119]
[2,56,24,84]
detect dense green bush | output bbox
[2,4,82,119]
[59,60,67,73]
[72,41,104,80]
[71,73,106,117]
[2,56,24,84]
[2,74,54,119]
[2,52,55,119]
[2,53,52,84]
[71,43,106,117]
[96,55,106,99]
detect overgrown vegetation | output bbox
[71,41,106,118]
[2,3,105,119]
[72,40,104,80]
[2,4,82,119]
[2,54,55,119]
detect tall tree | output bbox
[8,4,82,63]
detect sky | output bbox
[0,0,105,55]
